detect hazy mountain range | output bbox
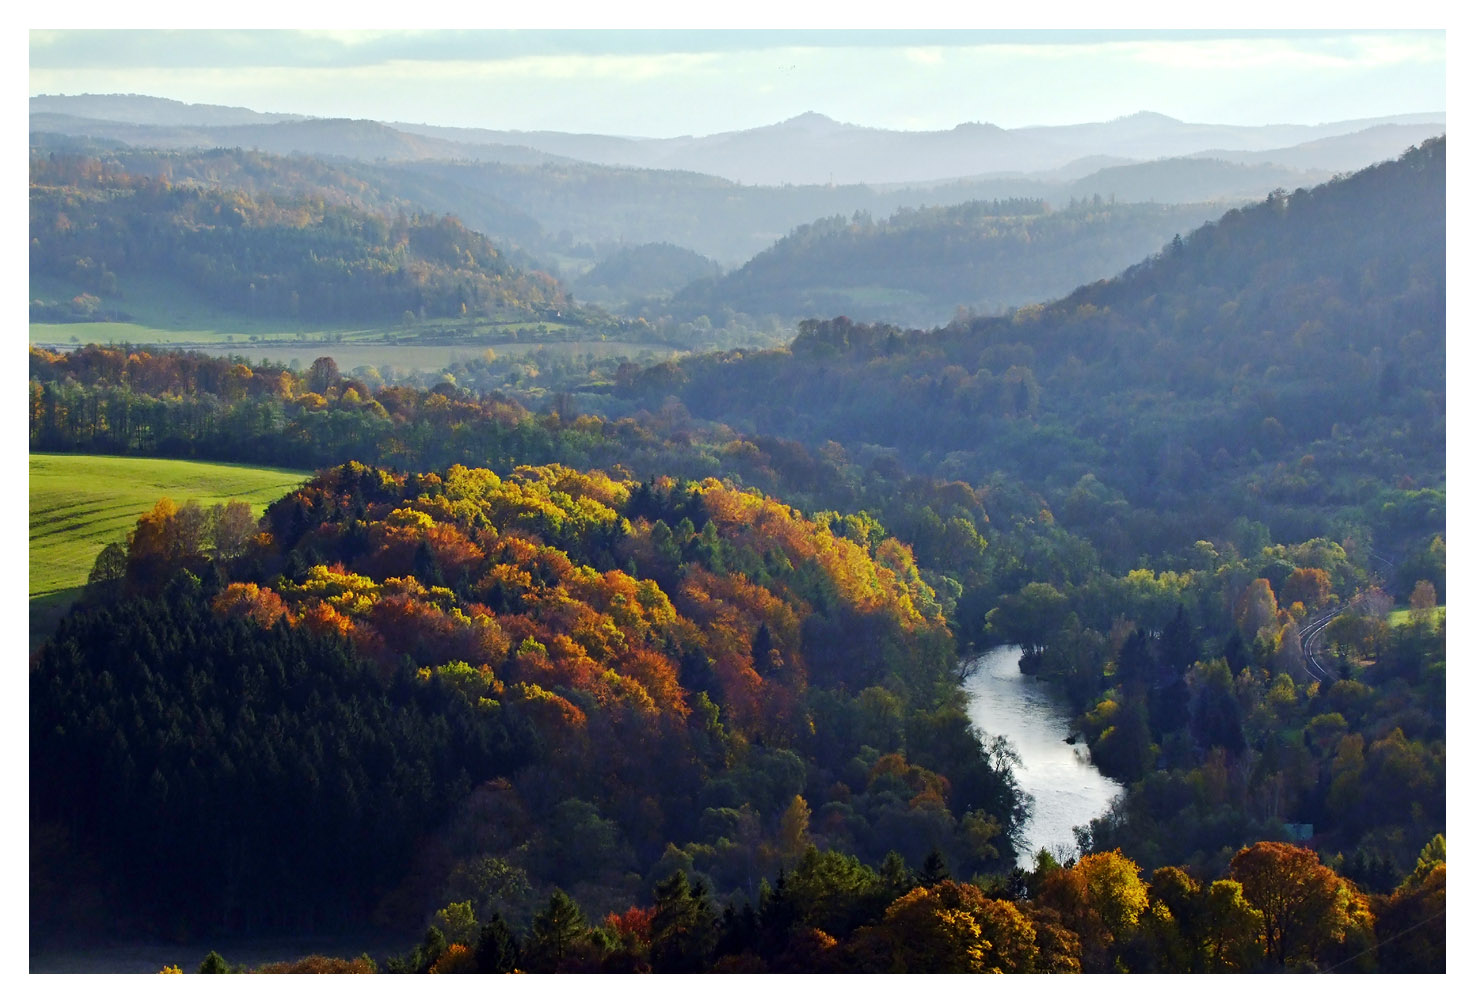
[28,92,1447,336]
[31,93,1443,186]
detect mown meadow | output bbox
[29,453,307,645]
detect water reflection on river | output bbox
[963,646,1123,861]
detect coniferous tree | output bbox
[918,848,950,887]
[526,889,588,972]
[473,914,520,973]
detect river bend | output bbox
[962,646,1123,861]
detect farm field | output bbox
[29,273,356,340]
[29,453,307,645]
[31,272,584,355]
[30,275,689,375]
[31,329,685,377]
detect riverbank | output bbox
[961,646,1123,861]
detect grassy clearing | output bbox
[28,320,590,352]
[32,333,682,378]
[29,274,670,376]
[30,453,308,645]
[224,339,678,376]
[31,273,577,347]
[1388,606,1444,626]
[30,317,388,349]
[31,273,373,340]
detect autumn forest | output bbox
[28,83,1445,976]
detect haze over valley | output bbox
[30,92,1443,336]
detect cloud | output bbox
[1116,33,1445,72]
[905,47,945,66]
[31,28,1443,73]
[27,27,1445,135]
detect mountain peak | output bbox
[1114,110,1184,125]
[778,111,844,130]
[952,121,1005,134]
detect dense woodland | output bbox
[28,142,1272,344]
[29,155,569,324]
[29,135,1445,972]
[571,242,723,309]
[28,142,556,269]
[663,198,1224,328]
[628,141,1445,567]
[35,462,1020,937]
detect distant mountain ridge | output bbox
[28,111,569,167]
[1188,123,1447,173]
[31,94,1443,186]
[29,92,308,127]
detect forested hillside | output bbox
[664,198,1224,327]
[31,144,556,263]
[29,154,569,324]
[628,140,1445,564]
[27,135,1334,344]
[33,460,1021,939]
[29,346,1446,971]
[603,140,1447,904]
[572,242,722,308]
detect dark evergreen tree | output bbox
[649,870,718,973]
[918,848,950,886]
[473,915,520,973]
[525,889,587,972]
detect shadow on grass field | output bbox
[30,586,85,652]
[29,930,413,974]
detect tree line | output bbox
[174,836,1445,973]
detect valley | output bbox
[26,33,1447,976]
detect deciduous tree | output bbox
[1229,841,1359,969]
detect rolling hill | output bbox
[662,198,1230,328]
[29,153,571,326]
[622,138,1446,559]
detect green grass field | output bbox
[31,324,681,378]
[1388,606,1445,626]
[30,272,686,378]
[31,273,342,342]
[31,273,579,350]
[30,453,308,646]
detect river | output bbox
[962,645,1123,862]
[34,644,1116,971]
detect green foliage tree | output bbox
[987,582,1068,656]
[197,950,231,974]
[433,901,479,947]
[649,870,718,973]
[525,889,589,972]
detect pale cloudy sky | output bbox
[27,12,1448,137]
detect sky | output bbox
[27,17,1448,138]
